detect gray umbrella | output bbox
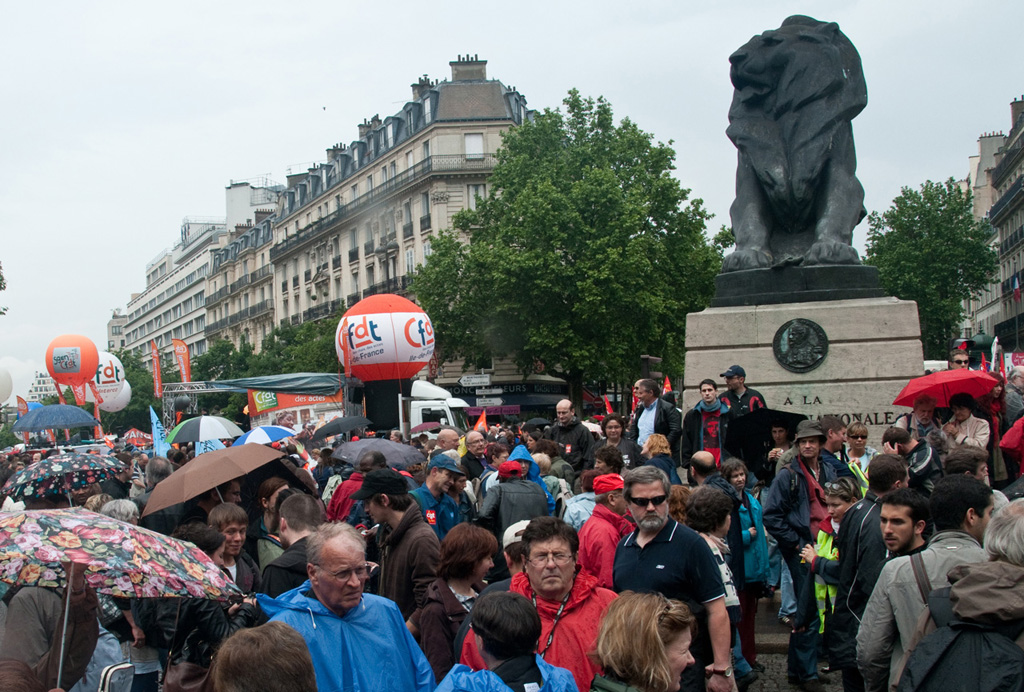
[12,404,100,432]
[331,438,425,471]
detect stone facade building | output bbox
[987,97,1024,348]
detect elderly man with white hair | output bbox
[894,394,944,442]
[1006,366,1024,426]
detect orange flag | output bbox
[604,395,613,415]
[663,375,672,393]
[172,339,191,382]
[473,410,488,432]
[151,341,163,398]
[16,396,29,444]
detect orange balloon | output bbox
[45,334,100,388]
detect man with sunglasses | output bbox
[260,522,434,692]
[947,349,970,370]
[613,466,731,692]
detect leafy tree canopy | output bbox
[412,90,721,406]
[865,178,997,359]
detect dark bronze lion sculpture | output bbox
[722,15,867,273]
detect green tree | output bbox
[0,425,19,448]
[865,178,997,358]
[0,260,7,315]
[412,90,720,408]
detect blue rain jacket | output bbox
[508,444,556,514]
[259,582,435,692]
[435,656,577,692]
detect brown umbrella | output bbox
[141,445,284,517]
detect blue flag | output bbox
[196,437,225,455]
[150,406,170,458]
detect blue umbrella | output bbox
[231,425,299,446]
[12,404,100,432]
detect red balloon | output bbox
[336,294,435,382]
[45,334,100,389]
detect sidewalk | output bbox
[746,593,843,691]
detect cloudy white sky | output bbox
[2,0,1022,401]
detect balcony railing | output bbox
[207,285,231,305]
[403,222,414,239]
[348,248,359,262]
[347,292,362,307]
[281,280,288,293]
[363,276,409,297]
[229,274,250,293]
[250,265,274,282]
[268,154,497,261]
[991,175,1024,225]
[332,255,342,269]
[364,240,375,254]
[304,269,312,283]
[420,214,431,231]
[292,276,299,288]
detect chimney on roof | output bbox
[411,75,432,100]
[254,209,273,224]
[357,119,371,138]
[1012,96,1024,128]
[326,143,347,161]
[450,54,487,81]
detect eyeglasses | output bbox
[317,563,370,582]
[823,482,852,493]
[628,495,667,508]
[527,553,575,567]
[848,435,867,440]
[952,359,969,365]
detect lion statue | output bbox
[722,15,867,273]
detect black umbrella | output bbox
[12,405,100,432]
[525,417,550,428]
[310,416,373,445]
[724,408,807,477]
[331,438,425,471]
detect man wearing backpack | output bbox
[895,500,1024,692]
[762,420,838,692]
[856,475,993,692]
[829,454,910,692]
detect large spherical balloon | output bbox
[0,367,11,404]
[45,335,100,390]
[85,352,127,410]
[99,380,132,413]
[336,294,435,382]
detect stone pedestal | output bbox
[683,296,924,441]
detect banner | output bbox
[70,382,87,405]
[151,341,162,398]
[94,404,103,440]
[172,339,191,383]
[247,389,345,416]
[196,437,225,455]
[16,396,29,444]
[150,406,170,457]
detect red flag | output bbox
[172,339,192,382]
[603,395,613,415]
[54,380,67,405]
[958,342,969,350]
[981,353,988,372]
[663,375,672,393]
[93,404,103,440]
[473,410,487,432]
[151,341,163,398]
[1014,275,1021,303]
[16,396,29,444]
[70,382,87,405]
[631,393,638,413]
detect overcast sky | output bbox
[2,0,1022,401]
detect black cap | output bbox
[350,468,408,500]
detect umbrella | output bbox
[893,369,999,408]
[331,438,425,471]
[582,421,602,434]
[165,415,244,444]
[409,421,442,434]
[309,416,372,445]
[12,405,100,433]
[525,417,550,428]
[231,425,298,447]
[723,408,808,477]
[3,454,125,501]
[142,444,284,517]
[122,428,152,447]
[0,508,239,684]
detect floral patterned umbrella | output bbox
[2,454,125,501]
[0,509,240,601]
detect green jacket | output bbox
[590,674,644,692]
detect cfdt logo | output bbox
[95,363,123,386]
[345,316,383,350]
[404,317,434,348]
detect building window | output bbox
[390,162,396,179]
[465,134,484,160]
[366,175,373,191]
[423,96,432,124]
[405,248,415,272]
[351,184,358,202]
[406,151,413,169]
[421,192,431,215]
[424,240,432,257]
[468,184,485,210]
[423,141,430,159]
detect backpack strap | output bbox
[909,553,933,605]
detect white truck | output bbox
[393,380,471,437]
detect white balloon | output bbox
[98,380,132,413]
[0,367,11,404]
[85,352,127,407]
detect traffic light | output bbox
[640,354,663,380]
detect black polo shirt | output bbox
[613,517,725,604]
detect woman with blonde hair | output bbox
[641,434,682,485]
[590,591,696,692]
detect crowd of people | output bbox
[0,360,1023,692]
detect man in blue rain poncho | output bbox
[258,522,434,692]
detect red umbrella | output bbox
[893,369,999,408]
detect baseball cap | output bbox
[720,365,746,378]
[498,460,524,478]
[427,456,465,476]
[350,469,409,500]
[593,473,625,495]
[502,519,531,550]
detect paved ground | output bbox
[745,594,842,691]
